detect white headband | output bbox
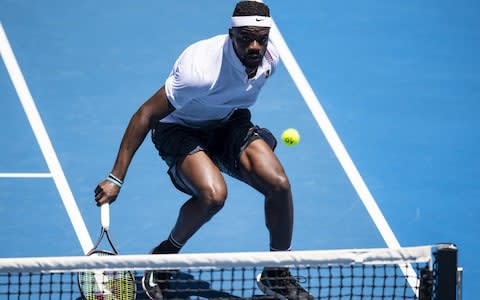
[231,15,272,28]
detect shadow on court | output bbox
[139,272,276,299]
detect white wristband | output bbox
[106,173,123,188]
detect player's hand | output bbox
[94,180,120,206]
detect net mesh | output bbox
[0,245,439,300]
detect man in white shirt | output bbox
[94,1,313,299]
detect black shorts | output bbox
[151,109,277,195]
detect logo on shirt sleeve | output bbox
[264,69,271,78]
[263,49,274,78]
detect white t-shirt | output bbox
[162,34,280,128]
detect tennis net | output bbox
[0,243,458,300]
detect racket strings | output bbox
[79,270,136,300]
[78,252,136,300]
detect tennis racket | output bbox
[78,204,136,300]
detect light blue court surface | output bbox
[1,1,479,298]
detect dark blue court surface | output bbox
[1,1,479,298]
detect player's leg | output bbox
[150,121,229,250]
[238,139,293,251]
[238,140,313,300]
[215,109,313,300]
[214,109,292,250]
[144,151,227,299]
[150,150,228,254]
[169,150,228,245]
[144,124,228,299]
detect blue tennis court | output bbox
[1,1,478,298]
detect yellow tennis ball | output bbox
[281,128,300,146]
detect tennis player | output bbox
[94,1,313,299]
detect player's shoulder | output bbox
[170,34,227,89]
[182,34,227,61]
[179,35,226,71]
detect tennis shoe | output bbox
[142,270,175,300]
[256,267,314,300]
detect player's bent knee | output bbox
[197,186,227,216]
[266,173,291,197]
[202,199,225,219]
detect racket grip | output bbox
[101,204,110,229]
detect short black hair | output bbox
[232,1,270,17]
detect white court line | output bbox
[265,11,419,295]
[0,173,52,178]
[0,22,93,254]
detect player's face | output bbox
[229,26,270,69]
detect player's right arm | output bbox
[94,86,175,206]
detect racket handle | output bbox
[101,203,110,230]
